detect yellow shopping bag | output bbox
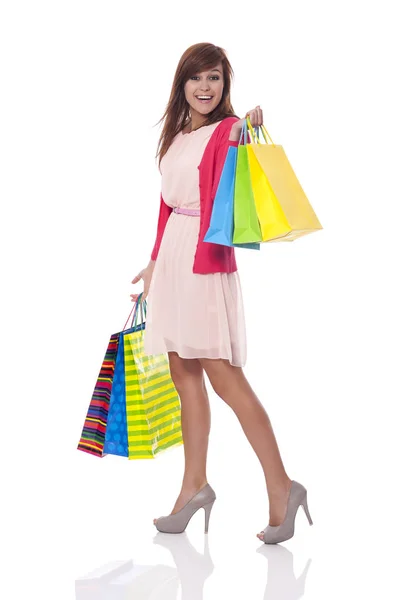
[124,297,183,459]
[246,117,323,242]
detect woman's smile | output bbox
[195,95,214,104]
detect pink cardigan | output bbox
[150,116,240,274]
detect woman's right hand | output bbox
[130,262,155,302]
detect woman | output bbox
[130,43,313,544]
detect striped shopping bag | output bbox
[77,294,183,459]
[77,333,120,457]
[123,298,183,459]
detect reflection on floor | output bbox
[75,535,312,600]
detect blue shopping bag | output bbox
[203,144,260,250]
[103,299,146,458]
[103,331,128,457]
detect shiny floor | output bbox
[67,375,397,600]
[6,364,398,599]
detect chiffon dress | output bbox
[143,121,247,368]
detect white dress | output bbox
[143,121,247,367]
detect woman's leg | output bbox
[198,357,292,541]
[153,352,211,524]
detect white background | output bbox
[1,1,399,598]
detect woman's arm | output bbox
[150,193,172,261]
[229,121,243,142]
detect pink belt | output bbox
[172,206,200,216]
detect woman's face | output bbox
[184,62,224,118]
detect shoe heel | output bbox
[301,492,313,525]
[203,500,215,534]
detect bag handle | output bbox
[239,118,256,145]
[238,120,247,145]
[122,292,147,331]
[246,116,275,146]
[238,119,262,146]
[133,295,147,329]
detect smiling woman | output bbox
[130,42,312,547]
[153,44,240,164]
[183,67,224,129]
[185,67,223,116]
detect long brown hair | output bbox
[154,43,239,170]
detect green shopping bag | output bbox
[232,120,263,244]
[124,296,183,459]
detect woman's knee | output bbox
[168,352,204,394]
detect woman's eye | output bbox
[190,76,219,80]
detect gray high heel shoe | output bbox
[262,480,313,544]
[154,483,216,534]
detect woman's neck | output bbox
[188,110,208,132]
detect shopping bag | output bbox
[124,295,183,460]
[77,332,120,457]
[203,142,260,250]
[77,294,183,460]
[103,328,128,457]
[102,299,148,457]
[246,117,323,242]
[232,119,263,244]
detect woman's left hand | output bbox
[230,105,263,139]
[244,105,263,128]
